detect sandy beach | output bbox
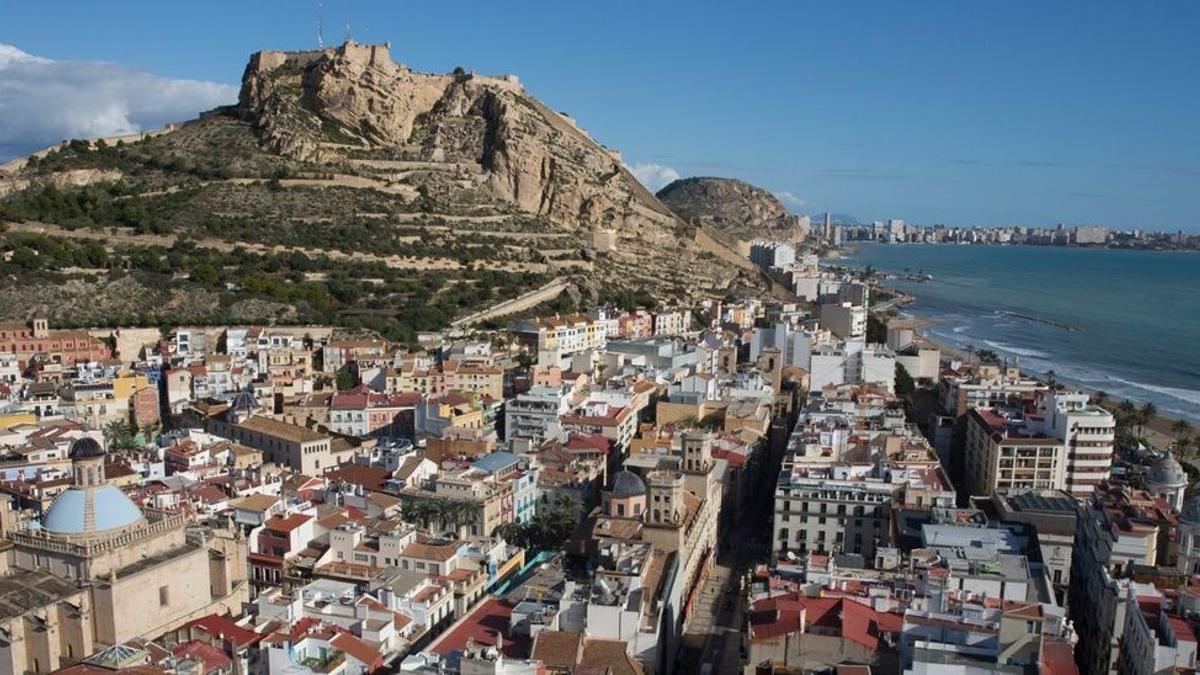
[872,287,1199,456]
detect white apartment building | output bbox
[960,390,1114,500]
[852,343,897,393]
[0,353,20,384]
[504,385,571,442]
[652,308,691,337]
[1117,584,1198,675]
[775,468,900,560]
[513,315,607,367]
[1036,391,1116,499]
[940,366,1047,417]
[820,302,866,340]
[749,240,796,271]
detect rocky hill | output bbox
[0,42,756,340]
[657,176,801,242]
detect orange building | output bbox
[0,318,110,367]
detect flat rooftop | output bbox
[0,568,82,620]
[1007,491,1077,514]
[116,543,202,578]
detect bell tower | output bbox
[69,437,107,487]
[681,431,712,474]
[646,470,684,526]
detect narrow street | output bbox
[677,441,780,674]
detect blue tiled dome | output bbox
[610,471,646,498]
[42,484,144,535]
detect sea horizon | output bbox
[842,242,1200,425]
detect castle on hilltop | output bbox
[245,40,521,88]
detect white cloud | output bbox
[0,44,238,160]
[775,190,806,208]
[628,162,681,192]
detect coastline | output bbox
[844,242,1200,428]
[875,293,1197,453]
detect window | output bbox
[159,586,170,606]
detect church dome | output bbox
[1147,454,1188,489]
[68,436,105,460]
[610,471,646,498]
[42,484,145,536]
[1181,494,1200,525]
[228,390,261,416]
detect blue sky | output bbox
[2,1,1197,230]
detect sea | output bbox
[840,243,1200,424]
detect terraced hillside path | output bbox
[3,220,577,273]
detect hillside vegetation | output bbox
[0,42,761,340]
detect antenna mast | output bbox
[316,1,324,48]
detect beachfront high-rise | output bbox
[962,390,1115,500]
[1040,391,1117,499]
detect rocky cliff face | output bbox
[236,41,677,237]
[657,176,800,242]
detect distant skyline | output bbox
[2,1,1197,230]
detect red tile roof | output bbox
[1040,638,1080,675]
[567,433,611,454]
[711,446,747,468]
[748,593,901,650]
[324,464,392,491]
[174,641,233,671]
[330,632,384,670]
[186,613,263,649]
[429,598,529,658]
[264,513,312,534]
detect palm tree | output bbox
[1044,370,1058,389]
[1092,390,1109,408]
[103,420,136,452]
[1114,399,1138,448]
[964,343,976,365]
[1172,419,1193,453]
[402,500,436,530]
[1139,402,1158,438]
[1117,399,1137,422]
